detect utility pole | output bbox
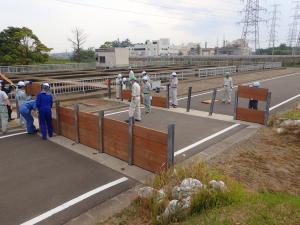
[240,0,266,54]
[268,4,280,56]
[288,1,300,55]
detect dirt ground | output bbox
[208,127,300,195]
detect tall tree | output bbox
[68,27,87,62]
[0,27,52,65]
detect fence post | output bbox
[120,81,123,101]
[98,110,104,153]
[108,79,112,99]
[233,90,239,120]
[55,100,61,135]
[16,98,20,119]
[186,87,192,112]
[167,124,175,168]
[166,84,170,108]
[209,88,217,116]
[128,117,134,165]
[264,92,272,126]
[74,104,79,144]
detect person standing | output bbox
[0,80,14,121]
[142,76,152,114]
[36,83,53,140]
[248,82,261,110]
[128,75,141,122]
[0,82,11,134]
[170,72,178,108]
[115,74,123,99]
[222,72,233,104]
[19,100,38,134]
[16,81,31,125]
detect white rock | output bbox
[276,127,286,134]
[209,180,226,192]
[281,120,296,127]
[182,196,192,209]
[161,200,180,218]
[295,120,300,126]
[158,189,166,200]
[138,187,155,199]
[181,178,203,190]
[171,186,182,199]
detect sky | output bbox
[0,0,292,53]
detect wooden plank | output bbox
[152,96,167,108]
[237,86,269,101]
[0,73,15,86]
[133,125,167,144]
[59,107,76,141]
[122,90,131,100]
[236,107,265,124]
[78,112,99,149]
[25,83,41,96]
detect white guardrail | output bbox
[0,63,96,74]
[47,62,282,96]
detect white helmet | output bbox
[142,71,146,75]
[122,77,127,82]
[43,83,50,88]
[171,72,177,77]
[142,76,148,81]
[117,74,122,78]
[253,81,261,87]
[18,81,25,87]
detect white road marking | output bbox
[270,94,300,111]
[20,177,129,225]
[105,107,145,116]
[174,124,241,157]
[0,131,27,139]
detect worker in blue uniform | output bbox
[19,100,38,134]
[36,83,53,140]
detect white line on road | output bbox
[270,94,300,111]
[174,124,241,156]
[20,177,129,225]
[0,131,27,139]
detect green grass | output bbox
[282,109,300,120]
[45,57,72,64]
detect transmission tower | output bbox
[240,0,266,53]
[288,1,300,55]
[268,4,280,55]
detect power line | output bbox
[288,0,300,55]
[268,4,280,55]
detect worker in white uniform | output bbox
[0,82,11,134]
[142,76,152,114]
[170,72,178,108]
[222,72,233,104]
[115,74,123,99]
[122,77,127,90]
[16,81,31,126]
[128,75,141,122]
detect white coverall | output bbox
[16,88,31,125]
[170,77,178,106]
[143,81,152,113]
[115,78,122,99]
[129,82,141,121]
[222,77,233,103]
[0,90,9,133]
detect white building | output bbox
[95,48,129,68]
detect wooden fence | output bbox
[122,90,168,108]
[53,103,173,173]
[25,83,41,96]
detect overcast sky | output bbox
[0,0,291,52]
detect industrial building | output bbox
[216,39,252,56]
[96,48,129,68]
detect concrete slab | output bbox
[0,134,135,225]
[178,73,300,116]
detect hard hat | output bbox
[171,72,177,77]
[130,75,137,81]
[253,81,261,87]
[142,71,146,75]
[225,72,231,76]
[142,76,148,81]
[122,77,127,82]
[117,74,122,78]
[18,81,25,87]
[128,66,132,70]
[43,83,50,88]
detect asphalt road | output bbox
[178,73,300,115]
[0,133,135,225]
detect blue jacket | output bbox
[36,91,53,111]
[20,100,36,114]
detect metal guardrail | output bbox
[0,63,96,74]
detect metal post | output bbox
[55,100,61,135]
[209,88,217,116]
[16,98,20,119]
[166,84,170,108]
[128,117,134,165]
[98,110,104,153]
[167,124,175,168]
[264,92,272,126]
[186,87,192,112]
[233,90,239,120]
[74,104,79,144]
[120,81,123,101]
[108,79,112,99]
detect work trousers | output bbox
[170,88,178,106]
[129,97,141,121]
[20,109,37,134]
[0,105,8,133]
[116,84,122,99]
[144,94,151,113]
[222,86,232,103]
[39,108,53,139]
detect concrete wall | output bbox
[115,48,129,67]
[96,51,116,68]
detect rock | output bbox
[182,196,192,209]
[297,104,300,110]
[293,129,300,135]
[209,180,226,192]
[280,120,295,127]
[157,189,166,200]
[138,187,155,199]
[172,178,202,200]
[181,178,203,189]
[171,186,182,199]
[276,127,286,134]
[161,200,180,219]
[295,120,300,126]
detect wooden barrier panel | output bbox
[238,86,269,101]
[122,90,131,100]
[103,118,128,161]
[152,96,168,108]
[133,125,168,173]
[236,107,265,124]
[52,118,57,134]
[78,112,99,149]
[26,83,41,96]
[59,107,76,141]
